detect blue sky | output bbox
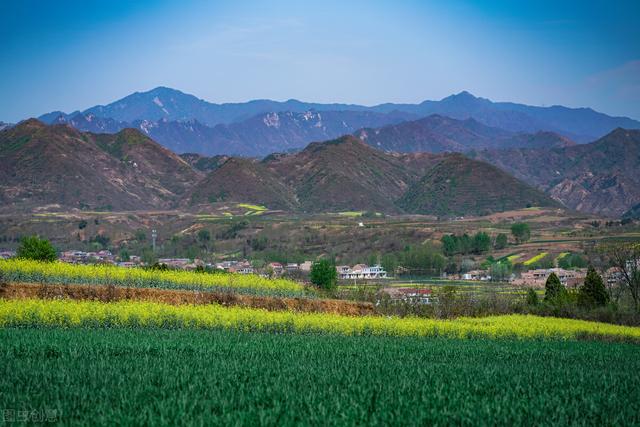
[1,0,639,122]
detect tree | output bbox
[119,248,130,262]
[135,229,147,242]
[511,223,531,244]
[441,235,458,257]
[544,273,565,302]
[78,220,88,230]
[197,229,211,243]
[601,243,640,311]
[578,266,609,308]
[197,229,211,251]
[310,259,337,291]
[489,260,512,282]
[472,232,491,254]
[381,253,398,277]
[558,253,587,269]
[494,233,508,250]
[16,236,57,262]
[526,288,539,306]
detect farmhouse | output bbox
[338,264,388,280]
[267,262,284,275]
[462,270,491,281]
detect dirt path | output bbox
[0,282,375,316]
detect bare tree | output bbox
[601,243,640,311]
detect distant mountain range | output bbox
[0,120,558,217]
[36,87,640,156]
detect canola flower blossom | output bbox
[0,259,303,296]
[1,298,639,341]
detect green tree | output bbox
[119,248,130,262]
[544,273,566,302]
[441,235,458,257]
[489,260,512,282]
[310,259,338,291]
[135,229,147,242]
[381,253,398,277]
[197,229,211,243]
[526,288,539,306]
[16,236,57,262]
[511,223,531,244]
[558,253,587,269]
[578,266,609,308]
[78,220,88,230]
[494,233,508,250]
[197,229,211,251]
[472,232,491,254]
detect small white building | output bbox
[340,264,387,280]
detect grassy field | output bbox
[1,327,639,425]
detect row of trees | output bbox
[440,222,530,257]
[542,267,609,308]
[381,244,446,276]
[441,232,493,256]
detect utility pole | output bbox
[151,229,157,253]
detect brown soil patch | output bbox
[0,282,374,316]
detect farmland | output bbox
[1,327,639,425]
[1,298,640,341]
[1,209,639,424]
[0,259,303,296]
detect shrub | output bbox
[16,236,57,262]
[526,289,539,306]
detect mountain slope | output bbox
[185,158,298,211]
[265,136,422,213]
[397,154,559,216]
[0,120,200,211]
[356,114,574,153]
[475,128,640,216]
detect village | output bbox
[2,247,627,295]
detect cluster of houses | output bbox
[263,261,313,276]
[0,250,16,260]
[511,268,588,288]
[384,287,432,304]
[60,250,120,265]
[336,264,388,280]
[449,267,589,288]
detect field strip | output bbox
[0,283,373,316]
[0,259,304,296]
[1,298,639,342]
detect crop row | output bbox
[1,298,639,341]
[0,259,304,296]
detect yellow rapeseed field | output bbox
[524,252,549,266]
[0,259,303,295]
[2,298,639,341]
